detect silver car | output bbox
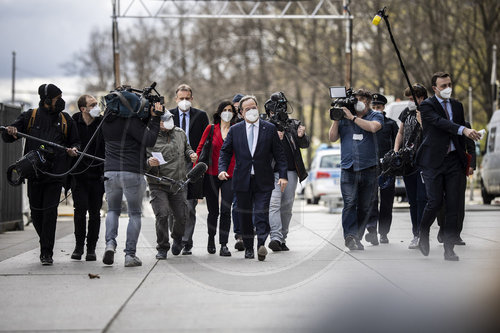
[304,146,342,204]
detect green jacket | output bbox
[146,127,195,188]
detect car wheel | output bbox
[481,180,493,205]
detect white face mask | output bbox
[178,99,191,111]
[89,105,101,118]
[164,118,174,130]
[221,111,233,123]
[355,101,365,112]
[245,108,259,123]
[408,101,417,111]
[439,87,452,99]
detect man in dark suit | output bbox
[218,95,288,261]
[170,84,209,255]
[416,72,481,261]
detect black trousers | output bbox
[367,181,395,236]
[71,176,104,251]
[27,180,63,257]
[419,152,463,245]
[204,175,233,245]
[436,172,467,234]
[236,176,272,250]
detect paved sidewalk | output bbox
[0,199,499,332]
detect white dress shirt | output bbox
[246,119,259,174]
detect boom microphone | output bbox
[186,162,208,183]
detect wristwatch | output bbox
[352,116,357,122]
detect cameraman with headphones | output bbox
[265,92,310,252]
[2,84,80,265]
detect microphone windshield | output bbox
[187,162,207,183]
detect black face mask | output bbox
[52,98,65,114]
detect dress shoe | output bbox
[268,239,282,252]
[219,245,231,257]
[444,244,459,261]
[280,242,290,251]
[418,235,430,256]
[437,229,444,244]
[156,249,167,260]
[207,237,216,254]
[345,236,357,251]
[257,245,268,261]
[379,234,389,244]
[71,247,84,260]
[364,232,379,246]
[102,244,115,265]
[182,245,192,255]
[234,239,245,251]
[171,240,182,256]
[245,248,255,259]
[355,239,364,251]
[40,254,53,266]
[85,249,97,261]
[455,238,466,246]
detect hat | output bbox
[371,93,387,105]
[232,93,244,104]
[38,84,62,100]
[161,110,173,122]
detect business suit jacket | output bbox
[170,107,209,153]
[416,96,467,171]
[219,120,287,193]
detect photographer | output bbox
[2,84,80,265]
[265,92,310,252]
[101,92,161,267]
[329,89,383,251]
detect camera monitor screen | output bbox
[329,86,346,98]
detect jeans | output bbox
[340,167,378,240]
[72,176,104,251]
[204,175,233,245]
[403,169,428,237]
[269,171,298,243]
[149,187,187,251]
[104,171,146,256]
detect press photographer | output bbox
[264,92,309,252]
[328,88,384,251]
[101,83,162,267]
[1,83,80,265]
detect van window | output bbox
[488,127,496,153]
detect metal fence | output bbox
[0,103,24,232]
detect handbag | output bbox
[198,125,214,166]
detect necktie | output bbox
[181,113,186,131]
[442,100,452,153]
[248,124,254,154]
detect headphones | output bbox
[43,84,52,106]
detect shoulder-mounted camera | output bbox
[329,86,357,121]
[264,92,292,131]
[105,82,165,120]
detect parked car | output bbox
[481,109,500,204]
[303,145,342,204]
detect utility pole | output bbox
[492,45,497,112]
[343,0,352,88]
[11,51,16,103]
[112,0,121,88]
[468,86,474,201]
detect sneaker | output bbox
[71,246,84,260]
[345,236,357,251]
[280,242,290,251]
[124,255,142,267]
[364,232,379,246]
[182,244,192,255]
[257,245,268,261]
[85,249,97,261]
[409,236,420,249]
[268,239,282,252]
[40,254,53,266]
[156,249,168,260]
[355,239,365,251]
[380,234,389,244]
[102,244,116,265]
[171,240,182,256]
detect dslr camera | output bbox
[264,92,296,132]
[329,86,357,121]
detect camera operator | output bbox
[2,84,80,265]
[329,89,384,251]
[101,93,161,267]
[265,92,310,252]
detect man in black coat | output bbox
[2,84,80,265]
[170,84,209,255]
[416,72,481,261]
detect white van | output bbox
[481,109,500,204]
